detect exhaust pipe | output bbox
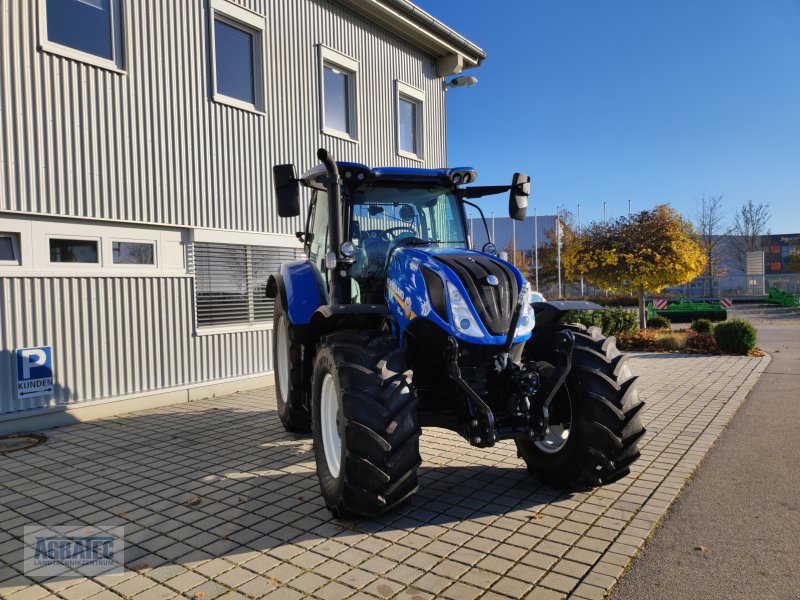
[317,148,347,304]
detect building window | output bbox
[319,46,358,141]
[49,238,99,264]
[112,241,155,265]
[396,82,425,160]
[41,0,124,70]
[192,243,301,328]
[209,0,265,112]
[0,233,20,266]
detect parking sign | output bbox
[16,347,54,400]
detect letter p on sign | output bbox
[21,349,47,379]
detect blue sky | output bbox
[415,0,800,233]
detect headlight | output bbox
[515,281,536,337]
[446,282,484,338]
[340,241,355,257]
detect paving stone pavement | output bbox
[0,353,768,600]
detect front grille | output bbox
[433,253,516,335]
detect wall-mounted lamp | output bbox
[445,75,478,90]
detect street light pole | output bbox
[512,219,516,266]
[556,206,562,299]
[578,203,584,297]
[534,207,539,290]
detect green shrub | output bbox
[646,316,671,329]
[655,333,684,351]
[562,307,638,337]
[691,318,714,334]
[713,319,757,355]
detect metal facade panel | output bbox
[0,0,456,416]
[0,0,448,235]
[0,277,272,415]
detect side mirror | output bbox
[508,173,530,221]
[273,164,300,218]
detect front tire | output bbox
[311,330,421,518]
[517,325,645,487]
[273,295,311,433]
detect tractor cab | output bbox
[276,155,528,311]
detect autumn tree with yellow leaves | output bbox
[564,205,706,328]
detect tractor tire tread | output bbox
[313,330,420,519]
[517,327,645,488]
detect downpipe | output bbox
[317,148,349,305]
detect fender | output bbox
[532,300,604,328]
[266,259,327,325]
[301,304,392,396]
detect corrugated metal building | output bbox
[0,0,484,432]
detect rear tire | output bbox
[517,325,645,487]
[311,330,421,518]
[273,296,311,433]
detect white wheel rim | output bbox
[534,424,570,454]
[276,316,289,401]
[320,373,342,478]
[534,389,572,454]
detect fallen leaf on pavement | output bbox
[694,545,709,553]
[185,498,202,507]
[267,576,280,585]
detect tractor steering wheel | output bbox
[385,226,417,239]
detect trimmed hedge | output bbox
[713,319,757,355]
[646,316,671,329]
[691,318,714,334]
[562,307,638,337]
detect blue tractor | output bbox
[267,149,644,518]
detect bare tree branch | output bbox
[728,200,771,271]
[693,193,726,295]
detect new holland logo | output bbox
[486,275,499,286]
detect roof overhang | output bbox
[333,0,486,76]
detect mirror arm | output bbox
[462,185,511,199]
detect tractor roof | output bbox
[301,162,477,187]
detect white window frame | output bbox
[38,0,127,74]
[108,238,158,269]
[0,233,21,267]
[0,217,187,277]
[47,234,103,268]
[319,45,359,142]
[396,81,425,161]
[209,0,267,114]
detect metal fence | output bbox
[664,274,800,299]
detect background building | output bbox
[0,0,484,432]
[469,214,557,257]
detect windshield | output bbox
[347,185,467,304]
[350,185,467,248]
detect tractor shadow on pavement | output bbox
[0,401,576,576]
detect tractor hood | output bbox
[385,246,534,345]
